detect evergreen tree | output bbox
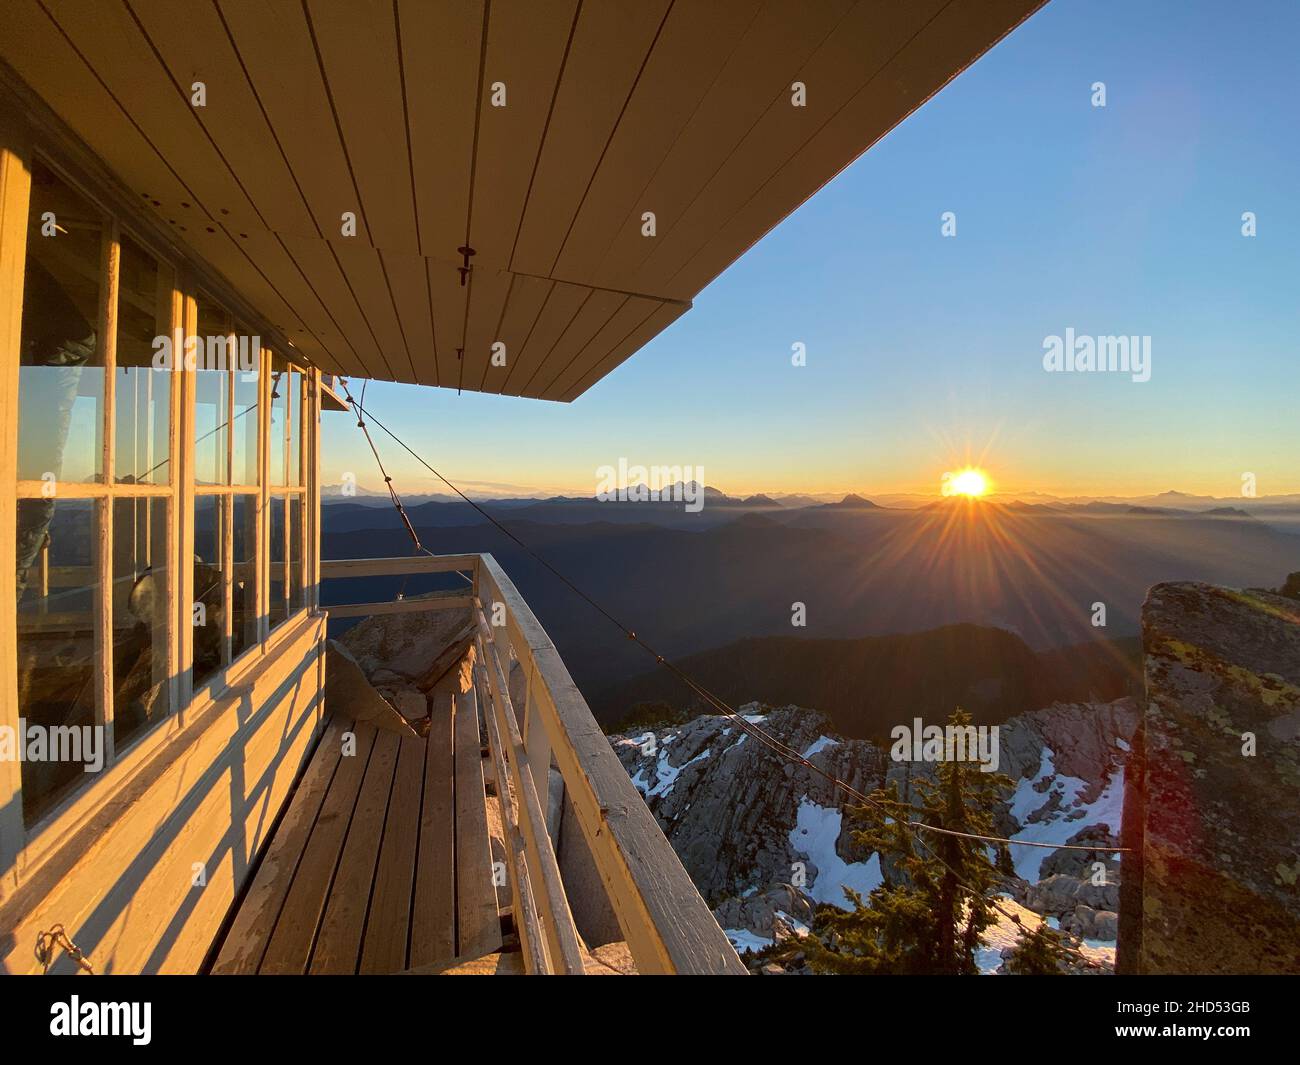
[1004,921,1071,974]
[807,707,1011,975]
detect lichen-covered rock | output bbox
[1123,581,1300,974]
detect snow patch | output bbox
[1008,748,1124,881]
[725,928,772,955]
[789,797,883,907]
[801,735,840,759]
[630,746,711,799]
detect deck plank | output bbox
[358,732,426,973]
[257,723,378,974]
[309,729,402,973]
[210,717,347,974]
[409,692,456,969]
[454,685,503,960]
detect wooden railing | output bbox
[320,553,747,975]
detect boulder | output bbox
[1062,904,1119,941]
[339,600,474,687]
[712,883,815,941]
[390,689,428,722]
[1022,873,1119,916]
[324,641,418,738]
[1038,825,1122,881]
[1120,582,1300,974]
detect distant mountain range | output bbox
[322,498,1300,696]
[321,481,1300,529]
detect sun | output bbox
[943,467,989,498]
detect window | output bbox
[267,356,308,631]
[115,234,170,485]
[17,160,104,486]
[7,154,318,830]
[112,495,170,750]
[15,160,176,822]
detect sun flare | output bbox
[944,467,989,498]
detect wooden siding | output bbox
[0,612,326,975]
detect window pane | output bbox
[231,493,257,658]
[269,495,286,629]
[112,497,171,749]
[289,493,304,613]
[16,497,98,824]
[288,368,302,485]
[19,160,105,486]
[194,294,229,486]
[232,334,259,485]
[115,234,171,484]
[268,363,285,486]
[192,495,225,691]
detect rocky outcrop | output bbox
[1120,582,1300,974]
[610,705,883,908]
[610,697,1139,963]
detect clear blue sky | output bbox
[325,0,1300,500]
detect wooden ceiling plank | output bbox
[548,0,760,286]
[278,232,389,380]
[629,0,945,299]
[180,224,320,359]
[483,272,553,395]
[458,265,513,392]
[669,0,1041,298]
[4,0,1043,402]
[3,1,196,212]
[555,300,689,402]
[538,294,661,400]
[381,247,438,386]
[585,0,855,297]
[183,226,302,326]
[517,288,625,397]
[508,0,671,278]
[467,0,579,270]
[127,0,318,239]
[426,256,466,390]
[498,279,590,397]
[227,229,369,378]
[398,0,482,262]
[307,0,419,255]
[331,240,417,383]
[218,0,372,246]
[44,0,264,232]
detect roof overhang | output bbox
[1,0,1043,400]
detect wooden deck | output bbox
[209,686,502,974]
